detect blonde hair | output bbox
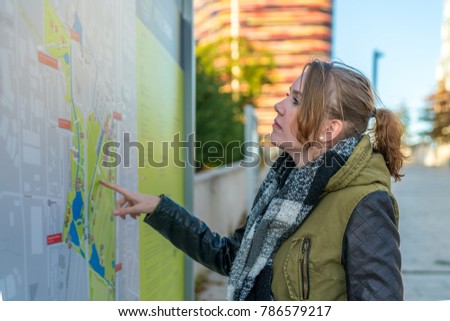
[296,59,406,181]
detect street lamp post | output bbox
[372,49,383,92]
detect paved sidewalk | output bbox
[197,165,450,301]
[392,165,450,300]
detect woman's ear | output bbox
[320,119,343,142]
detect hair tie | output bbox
[370,108,377,118]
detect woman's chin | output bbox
[270,140,285,150]
[269,133,280,148]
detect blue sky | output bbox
[333,0,444,141]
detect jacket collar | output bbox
[323,135,391,194]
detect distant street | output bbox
[393,165,450,300]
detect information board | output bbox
[0,0,191,300]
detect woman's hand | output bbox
[100,180,161,220]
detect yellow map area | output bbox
[87,114,117,300]
[44,0,116,300]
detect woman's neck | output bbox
[287,146,325,168]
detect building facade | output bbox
[194,0,332,136]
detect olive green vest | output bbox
[271,136,399,301]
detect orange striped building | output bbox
[194,0,333,135]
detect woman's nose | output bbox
[274,101,284,115]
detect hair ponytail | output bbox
[373,108,407,181]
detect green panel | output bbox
[136,19,185,300]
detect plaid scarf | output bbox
[227,136,361,300]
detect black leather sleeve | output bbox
[143,195,245,276]
[342,191,403,300]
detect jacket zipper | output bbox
[300,236,311,300]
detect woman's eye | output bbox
[286,92,298,105]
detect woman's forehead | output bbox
[292,73,306,92]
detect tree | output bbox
[425,81,450,143]
[195,37,274,171]
[417,102,435,143]
[195,59,243,169]
[395,102,412,145]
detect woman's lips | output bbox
[272,120,282,130]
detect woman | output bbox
[101,60,406,301]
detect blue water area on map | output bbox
[72,191,83,221]
[73,13,83,45]
[89,244,105,278]
[63,53,69,65]
[112,260,115,269]
[69,220,80,247]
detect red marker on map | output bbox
[58,118,71,130]
[112,111,122,121]
[115,263,122,272]
[47,233,63,245]
[70,29,80,42]
[37,51,58,69]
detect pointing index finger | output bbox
[100,180,131,197]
